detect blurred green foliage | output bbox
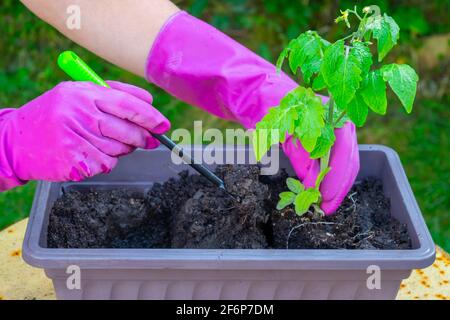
[0,0,449,250]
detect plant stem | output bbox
[320,148,331,173]
[349,8,363,21]
[334,110,347,126]
[341,32,356,42]
[353,12,370,42]
[320,97,335,173]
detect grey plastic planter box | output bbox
[22,145,435,300]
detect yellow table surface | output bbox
[1,219,449,300]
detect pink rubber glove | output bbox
[145,11,359,214]
[0,81,170,191]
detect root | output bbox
[286,221,338,249]
[351,231,375,241]
[347,192,358,212]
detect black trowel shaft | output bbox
[153,134,226,190]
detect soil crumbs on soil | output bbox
[47,165,411,250]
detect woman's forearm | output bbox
[20,0,179,77]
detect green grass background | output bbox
[1,0,449,249]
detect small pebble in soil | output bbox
[47,165,412,250]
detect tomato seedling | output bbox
[253,5,419,216]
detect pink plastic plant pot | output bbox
[22,145,435,300]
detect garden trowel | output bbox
[57,51,239,201]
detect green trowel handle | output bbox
[58,51,109,88]
[57,51,227,192]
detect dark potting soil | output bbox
[47,165,412,250]
[47,189,170,248]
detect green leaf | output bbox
[252,127,278,162]
[347,93,369,127]
[381,63,418,113]
[253,85,328,161]
[321,40,363,109]
[266,105,298,141]
[360,70,387,115]
[276,46,290,73]
[253,99,299,161]
[287,31,327,84]
[310,124,336,159]
[320,37,331,48]
[351,42,373,76]
[294,189,321,216]
[366,13,400,61]
[315,167,331,188]
[291,87,326,152]
[277,191,296,210]
[286,177,304,194]
[312,73,326,91]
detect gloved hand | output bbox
[145,11,359,214]
[0,81,170,191]
[282,123,359,214]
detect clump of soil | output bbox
[47,165,411,250]
[171,165,269,248]
[271,179,412,249]
[47,189,169,248]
